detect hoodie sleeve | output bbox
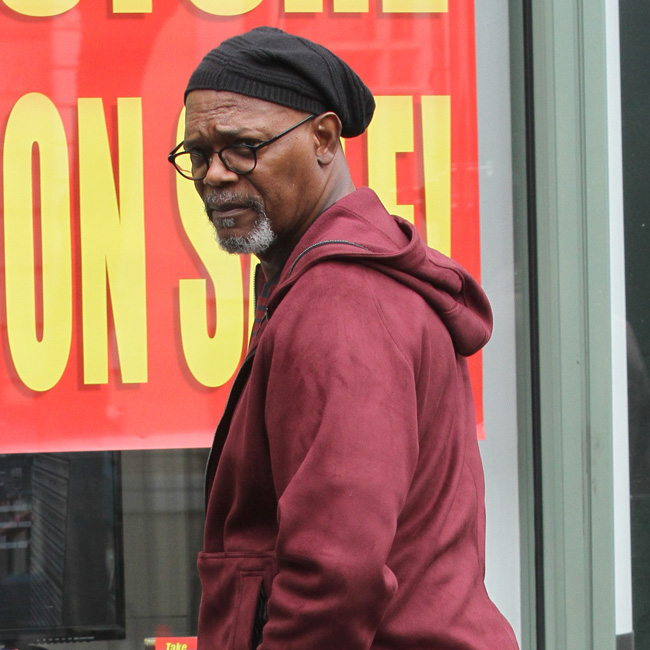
[258,261,425,650]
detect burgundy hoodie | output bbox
[197,188,519,650]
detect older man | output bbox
[169,26,519,650]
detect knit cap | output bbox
[184,26,375,138]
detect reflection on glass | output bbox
[621,0,650,644]
[0,452,125,648]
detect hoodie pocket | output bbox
[197,552,275,650]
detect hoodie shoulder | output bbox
[271,188,492,357]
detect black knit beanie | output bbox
[184,26,375,138]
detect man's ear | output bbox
[313,112,342,165]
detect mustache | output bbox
[203,190,264,214]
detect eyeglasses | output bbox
[168,114,316,180]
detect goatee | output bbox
[216,212,276,255]
[203,191,277,256]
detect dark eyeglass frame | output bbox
[168,114,316,180]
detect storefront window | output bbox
[1,2,526,649]
[0,450,205,649]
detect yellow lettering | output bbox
[2,0,79,16]
[381,0,447,12]
[113,0,152,12]
[367,95,415,224]
[189,0,262,16]
[333,0,368,11]
[3,93,72,391]
[1,0,447,16]
[421,95,451,256]
[175,111,245,387]
[78,97,148,384]
[284,0,322,11]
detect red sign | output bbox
[0,0,481,452]
[152,637,197,650]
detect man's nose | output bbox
[202,154,239,186]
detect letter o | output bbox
[189,0,263,17]
[2,0,81,17]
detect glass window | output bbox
[0,2,528,649]
[0,450,205,650]
[620,2,650,646]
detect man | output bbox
[170,26,519,650]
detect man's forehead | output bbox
[184,89,301,140]
[186,90,295,123]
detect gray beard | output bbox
[216,212,276,255]
[204,191,277,256]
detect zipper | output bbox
[251,263,270,336]
[253,261,259,313]
[287,240,369,277]
[203,349,256,511]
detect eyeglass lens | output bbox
[173,147,257,179]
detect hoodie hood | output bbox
[267,188,492,357]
